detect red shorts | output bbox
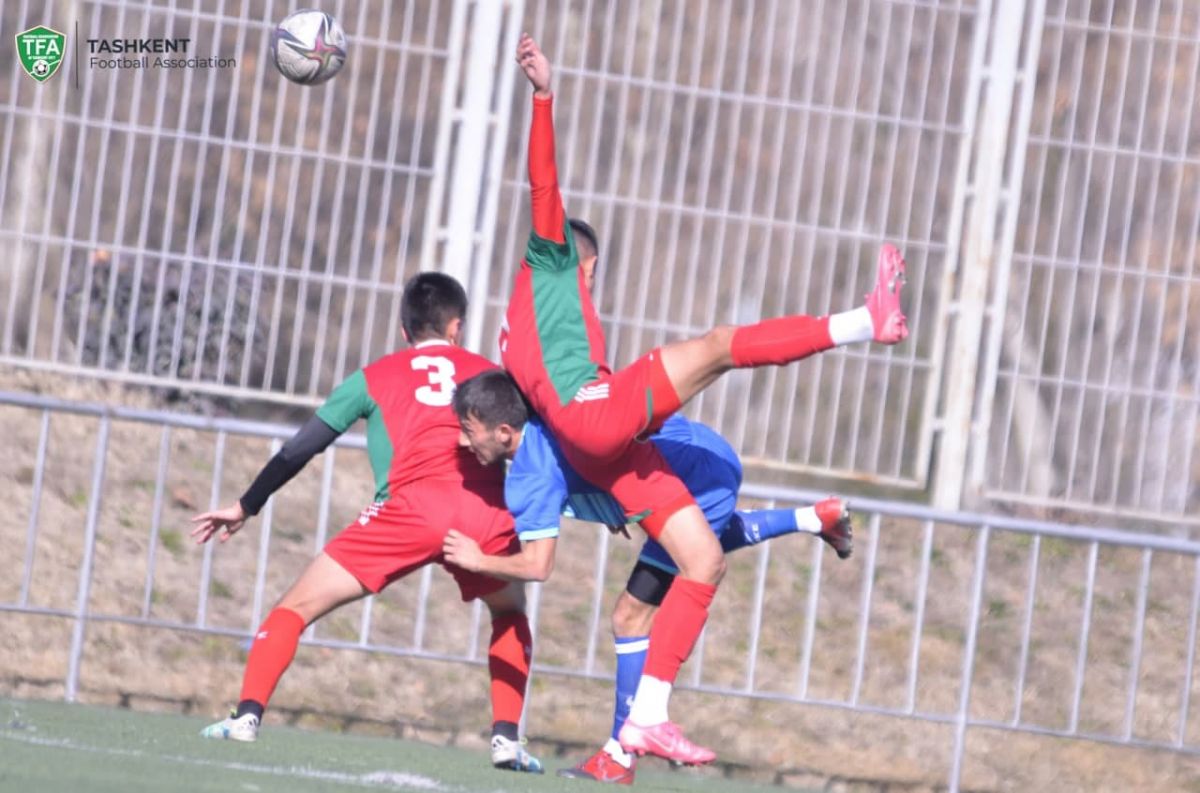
[546,350,695,538]
[323,480,518,601]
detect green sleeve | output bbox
[524,219,579,272]
[315,369,374,432]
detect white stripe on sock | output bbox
[615,638,650,654]
[828,306,874,346]
[794,506,822,534]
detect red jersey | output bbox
[500,94,610,420]
[316,340,502,499]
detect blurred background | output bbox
[1,1,1198,791]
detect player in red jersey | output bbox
[191,272,542,773]
[499,34,908,765]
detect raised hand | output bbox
[516,32,551,97]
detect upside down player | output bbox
[190,273,543,773]
[500,34,908,765]
[445,369,854,784]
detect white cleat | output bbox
[491,734,544,774]
[200,712,259,742]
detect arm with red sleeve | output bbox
[528,94,566,244]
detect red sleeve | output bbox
[528,94,566,243]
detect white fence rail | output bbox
[2,1,1197,525]
[4,391,1200,791]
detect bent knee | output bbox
[679,554,725,586]
[705,325,736,355]
[709,555,728,584]
[612,592,655,635]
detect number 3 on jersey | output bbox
[412,356,457,406]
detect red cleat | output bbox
[866,244,909,344]
[617,720,715,766]
[814,497,853,559]
[557,748,637,785]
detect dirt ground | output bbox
[3,366,1200,792]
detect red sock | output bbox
[729,315,834,368]
[238,607,306,709]
[488,612,532,725]
[642,578,717,683]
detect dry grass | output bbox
[4,367,1200,791]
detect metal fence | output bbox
[1,0,454,403]
[3,2,1200,790]
[3,389,1200,791]
[978,2,1200,524]
[2,0,1197,525]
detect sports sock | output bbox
[238,607,306,710]
[642,579,717,683]
[491,720,519,741]
[793,505,827,534]
[488,611,532,727]
[234,700,264,721]
[719,509,803,554]
[729,314,834,368]
[626,674,673,726]
[603,737,634,768]
[828,306,875,345]
[611,636,649,741]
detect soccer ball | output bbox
[270,10,347,85]
[32,60,49,77]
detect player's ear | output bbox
[580,255,598,286]
[445,317,464,345]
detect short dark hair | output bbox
[569,218,599,260]
[401,272,468,342]
[453,370,529,430]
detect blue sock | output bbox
[612,636,648,739]
[720,509,799,554]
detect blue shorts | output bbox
[636,417,742,574]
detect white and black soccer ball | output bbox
[32,60,49,77]
[270,9,347,85]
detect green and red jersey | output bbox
[500,95,610,420]
[316,340,503,501]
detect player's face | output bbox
[458,414,509,466]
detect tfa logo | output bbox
[16,25,66,83]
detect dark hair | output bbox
[569,218,599,260]
[401,272,468,342]
[453,370,529,429]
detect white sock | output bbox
[603,738,634,768]
[828,306,874,346]
[793,506,823,534]
[626,675,672,726]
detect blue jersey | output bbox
[505,414,743,571]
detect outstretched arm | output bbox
[519,33,566,244]
[190,415,339,544]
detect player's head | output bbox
[453,369,528,466]
[400,272,468,345]
[569,218,599,291]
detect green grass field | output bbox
[0,698,798,793]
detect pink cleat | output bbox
[814,497,853,559]
[866,244,909,344]
[618,720,715,766]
